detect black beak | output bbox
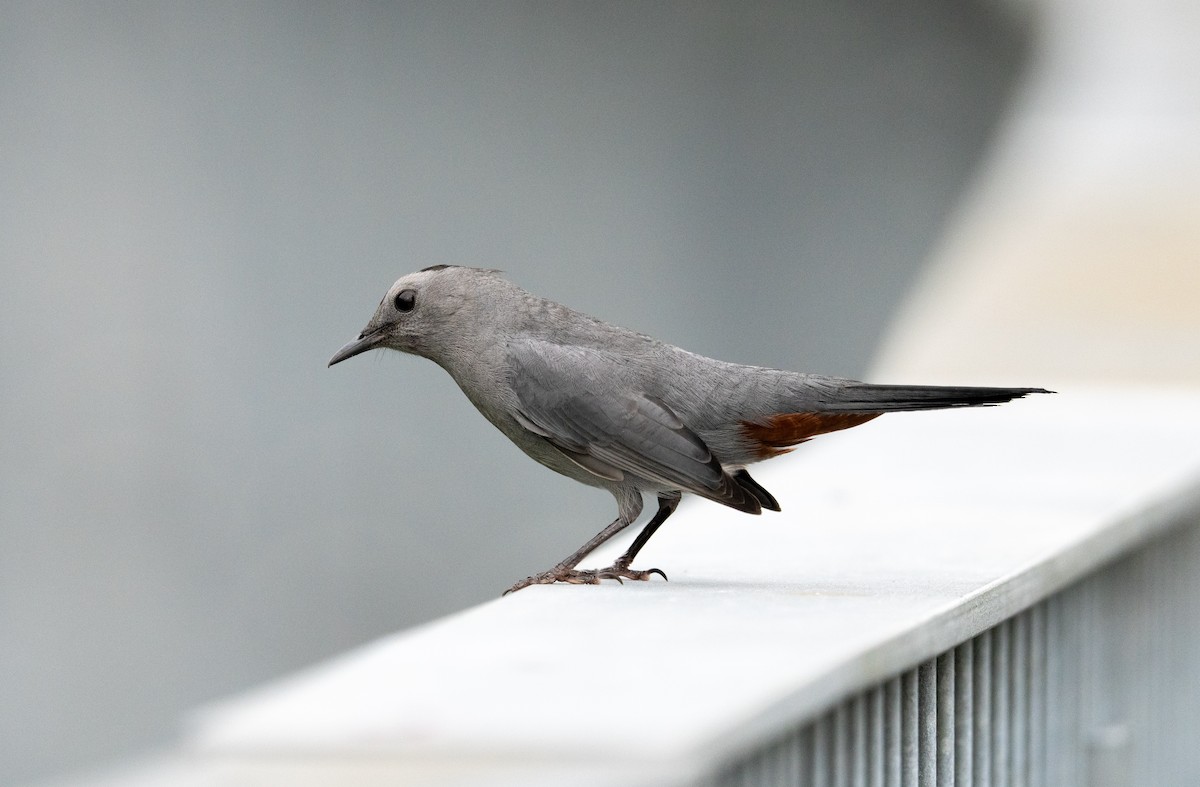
[328,329,382,367]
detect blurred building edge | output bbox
[872,0,1200,387]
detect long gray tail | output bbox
[823,383,1052,413]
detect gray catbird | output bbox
[329,265,1049,594]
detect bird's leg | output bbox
[504,513,635,595]
[594,493,679,582]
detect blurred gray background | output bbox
[0,2,1026,783]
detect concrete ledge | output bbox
[88,388,1200,785]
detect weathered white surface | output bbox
[113,387,1200,786]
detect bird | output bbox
[328,265,1050,594]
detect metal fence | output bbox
[712,513,1200,787]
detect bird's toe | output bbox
[502,564,668,594]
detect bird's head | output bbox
[327,264,503,367]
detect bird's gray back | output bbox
[424,268,844,470]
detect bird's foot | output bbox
[503,564,668,595]
[596,564,669,584]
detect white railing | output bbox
[74,388,1200,786]
[714,521,1200,786]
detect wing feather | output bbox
[507,340,760,513]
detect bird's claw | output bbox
[597,565,668,583]
[503,564,668,595]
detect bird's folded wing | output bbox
[506,340,760,513]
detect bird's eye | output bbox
[393,289,416,312]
